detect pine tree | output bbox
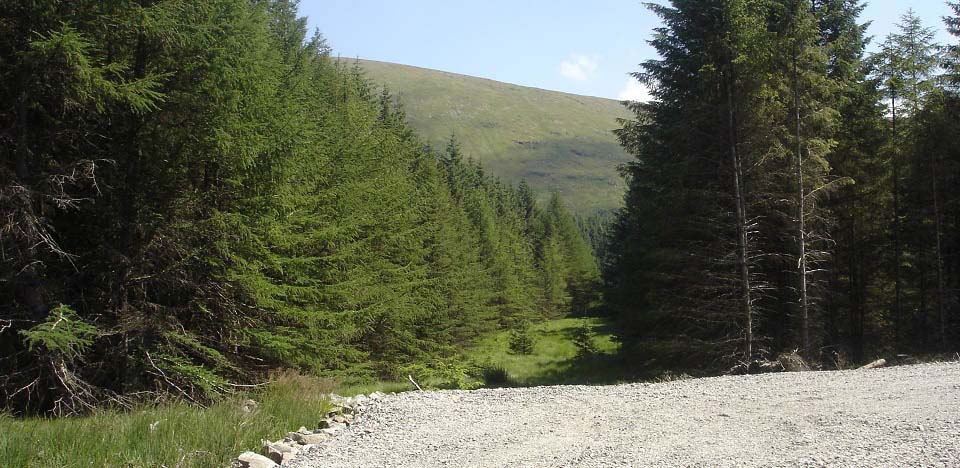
[608,0,775,366]
[539,193,600,315]
[809,0,889,362]
[763,0,839,360]
[606,0,958,371]
[946,3,960,88]
[0,0,600,413]
[540,232,572,313]
[871,11,940,351]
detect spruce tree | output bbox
[871,11,940,351]
[946,3,960,88]
[608,0,773,366]
[761,0,839,359]
[0,0,600,413]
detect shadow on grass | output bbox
[481,316,650,388]
[518,351,640,387]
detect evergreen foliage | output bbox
[0,0,594,414]
[946,2,960,87]
[508,322,536,355]
[6,0,959,416]
[572,323,599,358]
[607,0,960,371]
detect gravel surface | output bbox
[290,362,960,467]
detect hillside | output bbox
[352,59,633,214]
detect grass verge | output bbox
[1,318,632,467]
[0,372,339,468]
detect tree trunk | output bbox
[920,245,929,350]
[793,50,811,360]
[848,193,865,362]
[117,30,149,394]
[726,72,753,361]
[932,155,946,350]
[15,91,29,182]
[856,184,869,362]
[891,92,902,352]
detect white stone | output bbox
[264,441,298,464]
[292,432,330,445]
[237,451,278,468]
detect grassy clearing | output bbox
[0,373,341,468]
[466,316,637,386]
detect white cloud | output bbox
[617,78,652,102]
[560,54,599,81]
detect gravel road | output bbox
[290,362,960,467]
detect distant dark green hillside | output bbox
[352,59,632,214]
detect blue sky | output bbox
[299,1,957,100]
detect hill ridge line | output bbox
[340,57,624,104]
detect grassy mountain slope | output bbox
[352,59,632,214]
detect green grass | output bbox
[351,59,633,214]
[0,373,404,468]
[465,316,637,386]
[0,319,633,467]
[331,380,412,397]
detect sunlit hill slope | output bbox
[352,59,633,214]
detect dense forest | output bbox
[4,0,960,418]
[0,0,598,415]
[606,0,960,370]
